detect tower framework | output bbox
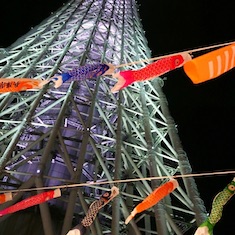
[0,0,207,234]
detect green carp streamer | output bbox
[194,177,235,235]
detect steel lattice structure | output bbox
[0,0,207,234]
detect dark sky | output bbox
[1,0,235,234]
[0,0,66,48]
[138,1,235,234]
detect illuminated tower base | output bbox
[0,0,206,234]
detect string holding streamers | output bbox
[116,40,235,68]
[0,78,44,93]
[1,41,235,93]
[184,43,235,84]
[40,63,115,88]
[1,169,235,194]
[66,187,119,235]
[111,53,192,93]
[125,178,179,224]
[194,177,235,235]
[0,193,12,204]
[0,189,61,217]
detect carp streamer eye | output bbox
[228,184,235,191]
[175,58,180,66]
[102,192,111,199]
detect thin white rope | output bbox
[116,40,235,68]
[1,169,235,194]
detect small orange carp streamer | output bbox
[184,43,235,84]
[111,53,191,93]
[0,78,43,93]
[125,178,179,224]
[0,189,61,216]
[0,193,12,204]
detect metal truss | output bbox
[0,0,207,234]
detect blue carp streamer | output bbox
[41,63,115,88]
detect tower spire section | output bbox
[0,0,206,234]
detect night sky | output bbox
[1,0,235,234]
[138,1,235,234]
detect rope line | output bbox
[1,169,235,194]
[116,40,235,68]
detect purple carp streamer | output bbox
[41,63,115,88]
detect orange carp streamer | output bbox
[0,193,12,204]
[0,78,43,93]
[183,43,235,84]
[111,53,192,93]
[0,189,61,216]
[125,178,179,224]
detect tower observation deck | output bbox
[0,0,207,234]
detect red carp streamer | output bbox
[125,179,179,224]
[0,193,12,204]
[0,189,61,216]
[111,53,192,93]
[0,78,43,93]
[184,44,235,84]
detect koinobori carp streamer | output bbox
[111,53,192,92]
[125,178,178,224]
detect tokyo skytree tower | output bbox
[0,0,207,235]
